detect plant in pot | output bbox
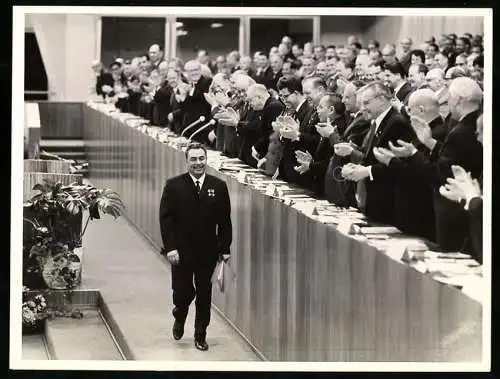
[23,179,125,290]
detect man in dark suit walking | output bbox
[159,143,232,351]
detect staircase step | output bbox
[22,335,49,360]
[45,309,123,360]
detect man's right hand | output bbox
[166,250,180,265]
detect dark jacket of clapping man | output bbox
[294,93,349,197]
[340,81,418,227]
[274,76,319,189]
[371,89,447,241]
[252,52,273,86]
[178,60,214,145]
[315,81,370,204]
[376,78,483,253]
[159,143,232,351]
[247,84,285,164]
[266,55,284,91]
[153,65,176,127]
[92,60,114,99]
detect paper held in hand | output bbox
[211,260,236,293]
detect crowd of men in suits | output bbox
[92,32,485,264]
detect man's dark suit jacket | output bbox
[362,107,417,226]
[159,173,232,266]
[279,100,319,189]
[237,103,263,168]
[153,81,174,127]
[179,76,213,144]
[96,70,114,98]
[252,96,286,158]
[468,197,482,264]
[394,82,413,105]
[322,114,370,204]
[253,66,273,86]
[403,110,482,252]
[263,70,283,91]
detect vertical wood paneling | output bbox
[80,104,483,362]
[38,102,83,139]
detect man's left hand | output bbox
[342,164,370,182]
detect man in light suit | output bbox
[159,143,232,351]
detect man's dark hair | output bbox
[277,76,303,93]
[323,93,346,115]
[257,51,269,59]
[305,77,327,91]
[326,44,336,50]
[384,61,406,78]
[351,42,362,50]
[368,39,380,49]
[314,44,326,51]
[344,58,356,71]
[185,142,207,159]
[414,63,429,75]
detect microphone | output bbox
[180,116,206,137]
[188,119,216,141]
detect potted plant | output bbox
[22,287,48,335]
[23,179,125,289]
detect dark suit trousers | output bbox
[171,261,217,337]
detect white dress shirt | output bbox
[189,173,206,190]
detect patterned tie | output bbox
[195,180,201,194]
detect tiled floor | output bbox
[81,213,260,361]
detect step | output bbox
[45,309,124,360]
[40,139,85,148]
[22,335,49,360]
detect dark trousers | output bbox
[171,261,217,338]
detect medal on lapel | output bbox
[208,188,216,198]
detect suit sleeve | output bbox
[217,181,233,256]
[159,180,176,252]
[254,101,284,157]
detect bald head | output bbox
[233,73,256,91]
[247,83,270,110]
[425,68,445,91]
[408,88,440,121]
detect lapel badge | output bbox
[208,188,216,197]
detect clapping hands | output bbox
[294,150,313,174]
[439,165,482,203]
[214,107,239,127]
[315,118,337,139]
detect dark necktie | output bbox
[362,120,378,160]
[195,180,201,194]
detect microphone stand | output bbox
[180,116,206,137]
[189,120,216,141]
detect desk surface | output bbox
[81,102,483,362]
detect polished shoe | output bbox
[194,338,209,351]
[172,320,184,340]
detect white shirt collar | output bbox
[296,98,307,113]
[374,105,392,130]
[189,173,206,189]
[394,81,406,94]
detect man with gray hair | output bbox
[340,81,417,226]
[375,77,483,252]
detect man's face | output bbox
[316,96,333,122]
[382,70,399,88]
[270,56,282,72]
[278,88,299,110]
[303,80,324,107]
[359,89,383,120]
[456,39,466,53]
[425,72,443,92]
[282,62,292,76]
[326,58,338,75]
[167,71,179,87]
[292,45,302,57]
[278,44,288,56]
[455,55,468,69]
[148,47,161,62]
[240,57,252,70]
[247,92,266,110]
[185,64,201,83]
[425,45,438,59]
[401,39,412,52]
[432,54,448,70]
[313,47,325,61]
[326,47,336,60]
[315,62,328,78]
[382,48,396,63]
[408,66,424,87]
[186,148,207,178]
[139,57,150,71]
[471,46,482,56]
[302,59,314,75]
[257,55,268,68]
[342,83,357,113]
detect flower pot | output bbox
[22,319,45,335]
[41,247,84,290]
